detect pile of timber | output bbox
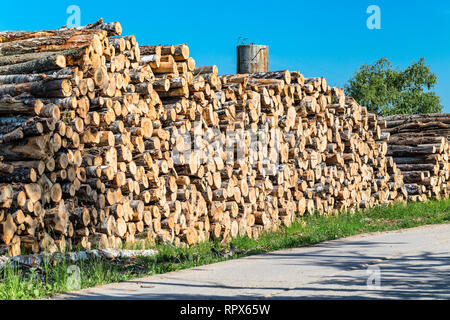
[0,19,161,256]
[380,113,450,201]
[0,20,408,257]
[140,53,408,241]
[205,75,407,239]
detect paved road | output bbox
[53,223,450,300]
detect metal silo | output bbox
[237,44,268,74]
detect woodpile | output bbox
[0,19,439,257]
[205,76,407,239]
[380,113,450,201]
[0,19,130,256]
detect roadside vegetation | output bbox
[345,57,442,115]
[1,198,449,300]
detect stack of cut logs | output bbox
[0,20,439,257]
[0,20,130,256]
[380,114,450,201]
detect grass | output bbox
[1,198,449,300]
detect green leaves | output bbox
[345,57,443,115]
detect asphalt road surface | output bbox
[52,223,450,300]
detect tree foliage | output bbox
[345,57,442,115]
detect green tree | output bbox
[345,57,442,116]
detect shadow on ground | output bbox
[56,237,450,300]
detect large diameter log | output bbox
[404,183,426,195]
[140,54,160,68]
[0,116,52,136]
[24,183,42,203]
[10,160,46,175]
[173,44,190,61]
[249,70,291,84]
[0,127,23,144]
[0,54,66,75]
[381,113,450,125]
[0,95,75,111]
[58,19,122,37]
[396,163,439,174]
[0,21,112,42]
[0,167,37,183]
[0,79,72,98]
[0,134,51,160]
[387,145,437,157]
[160,45,175,55]
[158,85,189,98]
[402,171,425,183]
[0,33,100,56]
[0,97,60,119]
[152,78,170,92]
[384,121,450,134]
[152,62,177,74]
[388,136,446,145]
[0,184,13,207]
[168,77,187,89]
[186,57,195,71]
[392,154,442,164]
[0,214,16,245]
[45,200,68,234]
[140,45,162,56]
[193,65,218,76]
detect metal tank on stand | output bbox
[237,44,268,74]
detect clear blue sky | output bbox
[2,0,449,112]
